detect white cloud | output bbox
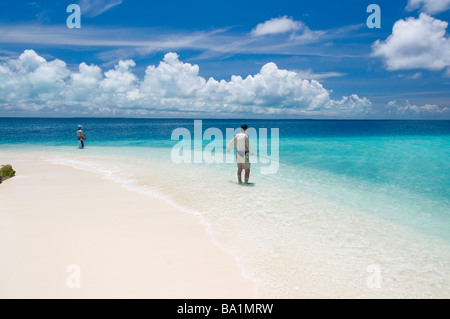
[386,100,449,116]
[294,69,347,80]
[372,14,450,74]
[0,50,372,117]
[408,72,422,79]
[68,62,102,101]
[79,0,124,17]
[397,72,423,80]
[0,50,68,103]
[250,16,324,44]
[406,0,450,14]
[289,28,325,43]
[251,16,303,36]
[101,59,137,93]
[141,52,206,98]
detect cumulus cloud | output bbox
[0,50,68,104]
[372,14,450,74]
[251,16,304,36]
[250,16,324,44]
[68,62,102,101]
[0,49,374,117]
[141,52,206,98]
[406,0,450,14]
[101,59,137,93]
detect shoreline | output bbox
[1,146,449,298]
[0,155,255,298]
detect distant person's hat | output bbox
[78,125,82,129]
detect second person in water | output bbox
[77,125,87,149]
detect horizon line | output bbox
[0,117,449,121]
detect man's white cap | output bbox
[78,125,82,129]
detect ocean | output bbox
[1,118,449,298]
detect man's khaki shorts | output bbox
[237,162,251,170]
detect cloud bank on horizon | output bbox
[0,50,372,117]
[0,50,447,118]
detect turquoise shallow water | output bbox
[1,118,449,297]
[277,136,450,241]
[3,118,447,240]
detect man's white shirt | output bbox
[227,132,253,163]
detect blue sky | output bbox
[0,0,449,118]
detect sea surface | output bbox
[1,118,449,298]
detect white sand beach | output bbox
[2,147,449,299]
[0,155,254,299]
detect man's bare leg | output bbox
[244,169,250,183]
[237,168,243,183]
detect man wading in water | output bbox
[227,125,254,184]
[77,125,87,149]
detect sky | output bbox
[0,0,449,119]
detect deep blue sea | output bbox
[1,118,449,297]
